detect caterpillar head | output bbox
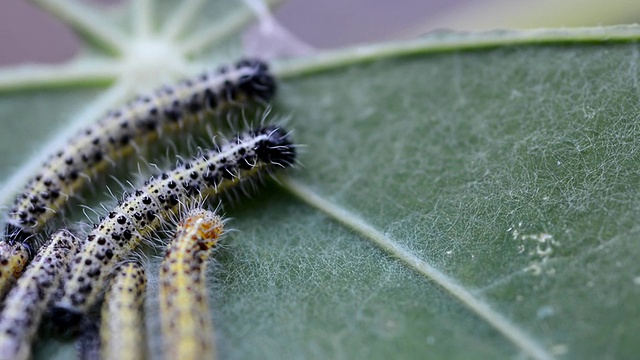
[254,126,296,168]
[235,58,277,102]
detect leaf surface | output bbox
[1,2,639,359]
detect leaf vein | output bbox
[282,177,553,360]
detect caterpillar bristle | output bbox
[3,58,276,249]
[53,124,296,320]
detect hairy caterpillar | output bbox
[0,230,77,360]
[160,208,225,360]
[4,58,275,245]
[51,125,296,326]
[100,262,147,360]
[0,242,29,300]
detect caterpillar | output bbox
[0,242,29,300]
[76,321,100,360]
[0,230,77,360]
[4,58,276,245]
[51,125,296,326]
[100,262,147,360]
[160,208,225,360]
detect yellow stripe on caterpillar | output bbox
[159,208,224,360]
[100,262,147,360]
[0,242,29,300]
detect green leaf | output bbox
[2,1,639,359]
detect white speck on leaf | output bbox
[550,344,569,356]
[524,262,542,276]
[536,306,555,319]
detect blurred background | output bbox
[0,0,639,65]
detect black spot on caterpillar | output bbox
[160,208,224,360]
[51,125,295,328]
[4,58,275,245]
[0,230,77,360]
